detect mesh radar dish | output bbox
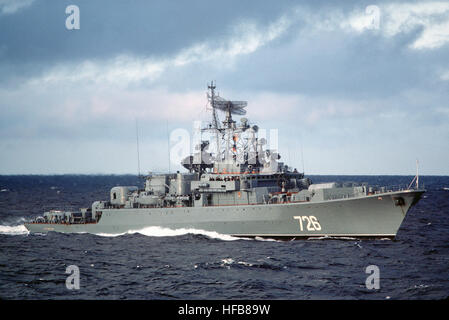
[212,96,247,116]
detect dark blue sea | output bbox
[0,175,448,300]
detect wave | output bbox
[96,226,246,241]
[0,224,29,235]
[307,235,358,240]
[0,223,276,242]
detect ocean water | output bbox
[0,175,448,300]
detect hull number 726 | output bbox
[293,215,322,231]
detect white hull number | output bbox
[293,216,322,231]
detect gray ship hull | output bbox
[25,190,424,239]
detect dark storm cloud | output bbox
[0,0,374,83]
[0,1,297,66]
[0,0,449,174]
[211,29,449,98]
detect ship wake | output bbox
[96,226,274,242]
[0,224,29,236]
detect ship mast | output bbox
[208,81,221,160]
[207,83,247,163]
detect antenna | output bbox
[208,81,218,129]
[212,96,247,116]
[135,118,141,177]
[207,82,248,161]
[407,159,420,190]
[167,120,170,173]
[208,81,221,159]
[416,159,419,189]
[300,135,305,174]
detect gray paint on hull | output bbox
[25,190,423,238]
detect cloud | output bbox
[26,13,292,88]
[342,2,449,50]
[440,70,449,81]
[1,1,449,174]
[175,16,292,66]
[383,2,449,49]
[28,56,166,87]
[5,2,449,89]
[290,2,449,50]
[342,5,381,32]
[0,0,34,15]
[0,84,207,140]
[247,92,367,125]
[435,107,449,117]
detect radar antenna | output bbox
[212,96,247,115]
[211,96,247,129]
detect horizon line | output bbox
[0,173,447,177]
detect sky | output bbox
[0,0,448,175]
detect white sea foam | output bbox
[96,226,245,241]
[307,235,358,240]
[254,236,278,242]
[221,258,235,264]
[237,261,254,267]
[94,227,282,242]
[307,235,332,240]
[0,224,29,235]
[0,222,277,241]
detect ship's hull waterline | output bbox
[24,190,424,239]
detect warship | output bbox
[25,83,425,239]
